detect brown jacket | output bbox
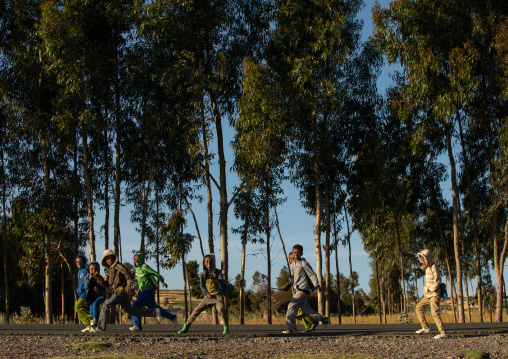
[418,249,441,299]
[99,249,134,292]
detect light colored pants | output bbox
[187,295,226,325]
[98,291,155,331]
[286,290,325,330]
[416,296,446,334]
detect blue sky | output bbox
[88,0,407,295]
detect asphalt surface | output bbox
[1,322,507,337]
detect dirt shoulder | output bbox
[1,332,507,359]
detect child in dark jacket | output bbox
[95,249,160,332]
[77,261,107,332]
[178,254,228,334]
[130,252,177,331]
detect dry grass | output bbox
[1,292,506,325]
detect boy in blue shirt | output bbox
[74,255,89,330]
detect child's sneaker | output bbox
[178,323,190,334]
[172,315,178,328]
[434,333,448,339]
[321,317,330,329]
[282,329,296,334]
[129,326,140,331]
[155,308,161,322]
[416,328,430,334]
[81,327,92,333]
[302,323,318,332]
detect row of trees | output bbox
[1,0,507,323]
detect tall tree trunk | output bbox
[104,126,110,250]
[394,216,407,313]
[457,112,483,322]
[240,232,247,325]
[324,165,331,318]
[270,189,290,269]
[178,189,205,258]
[73,140,79,323]
[334,244,341,324]
[82,130,96,262]
[183,257,189,320]
[202,100,214,255]
[381,257,386,324]
[311,117,324,314]
[332,212,341,324]
[140,146,152,254]
[156,189,160,305]
[458,195,472,323]
[345,207,355,323]
[2,144,9,323]
[198,42,214,256]
[209,92,228,321]
[376,255,382,324]
[265,180,272,324]
[487,122,507,322]
[445,128,465,323]
[113,46,121,258]
[240,192,250,325]
[61,261,65,324]
[41,136,53,324]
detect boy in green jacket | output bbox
[130,252,177,331]
[95,249,161,332]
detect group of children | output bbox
[75,245,448,339]
[75,249,171,332]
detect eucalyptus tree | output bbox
[373,0,508,322]
[270,0,365,314]
[140,0,272,294]
[160,209,194,319]
[0,0,71,323]
[234,57,289,323]
[492,16,508,322]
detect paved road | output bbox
[1,322,507,337]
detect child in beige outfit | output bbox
[415,249,448,339]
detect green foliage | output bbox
[17,306,36,324]
[276,266,291,289]
[186,260,201,298]
[159,209,194,269]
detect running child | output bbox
[283,251,314,331]
[74,255,89,330]
[78,261,107,332]
[415,249,447,339]
[130,252,177,331]
[178,254,229,334]
[281,244,329,333]
[94,249,160,332]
